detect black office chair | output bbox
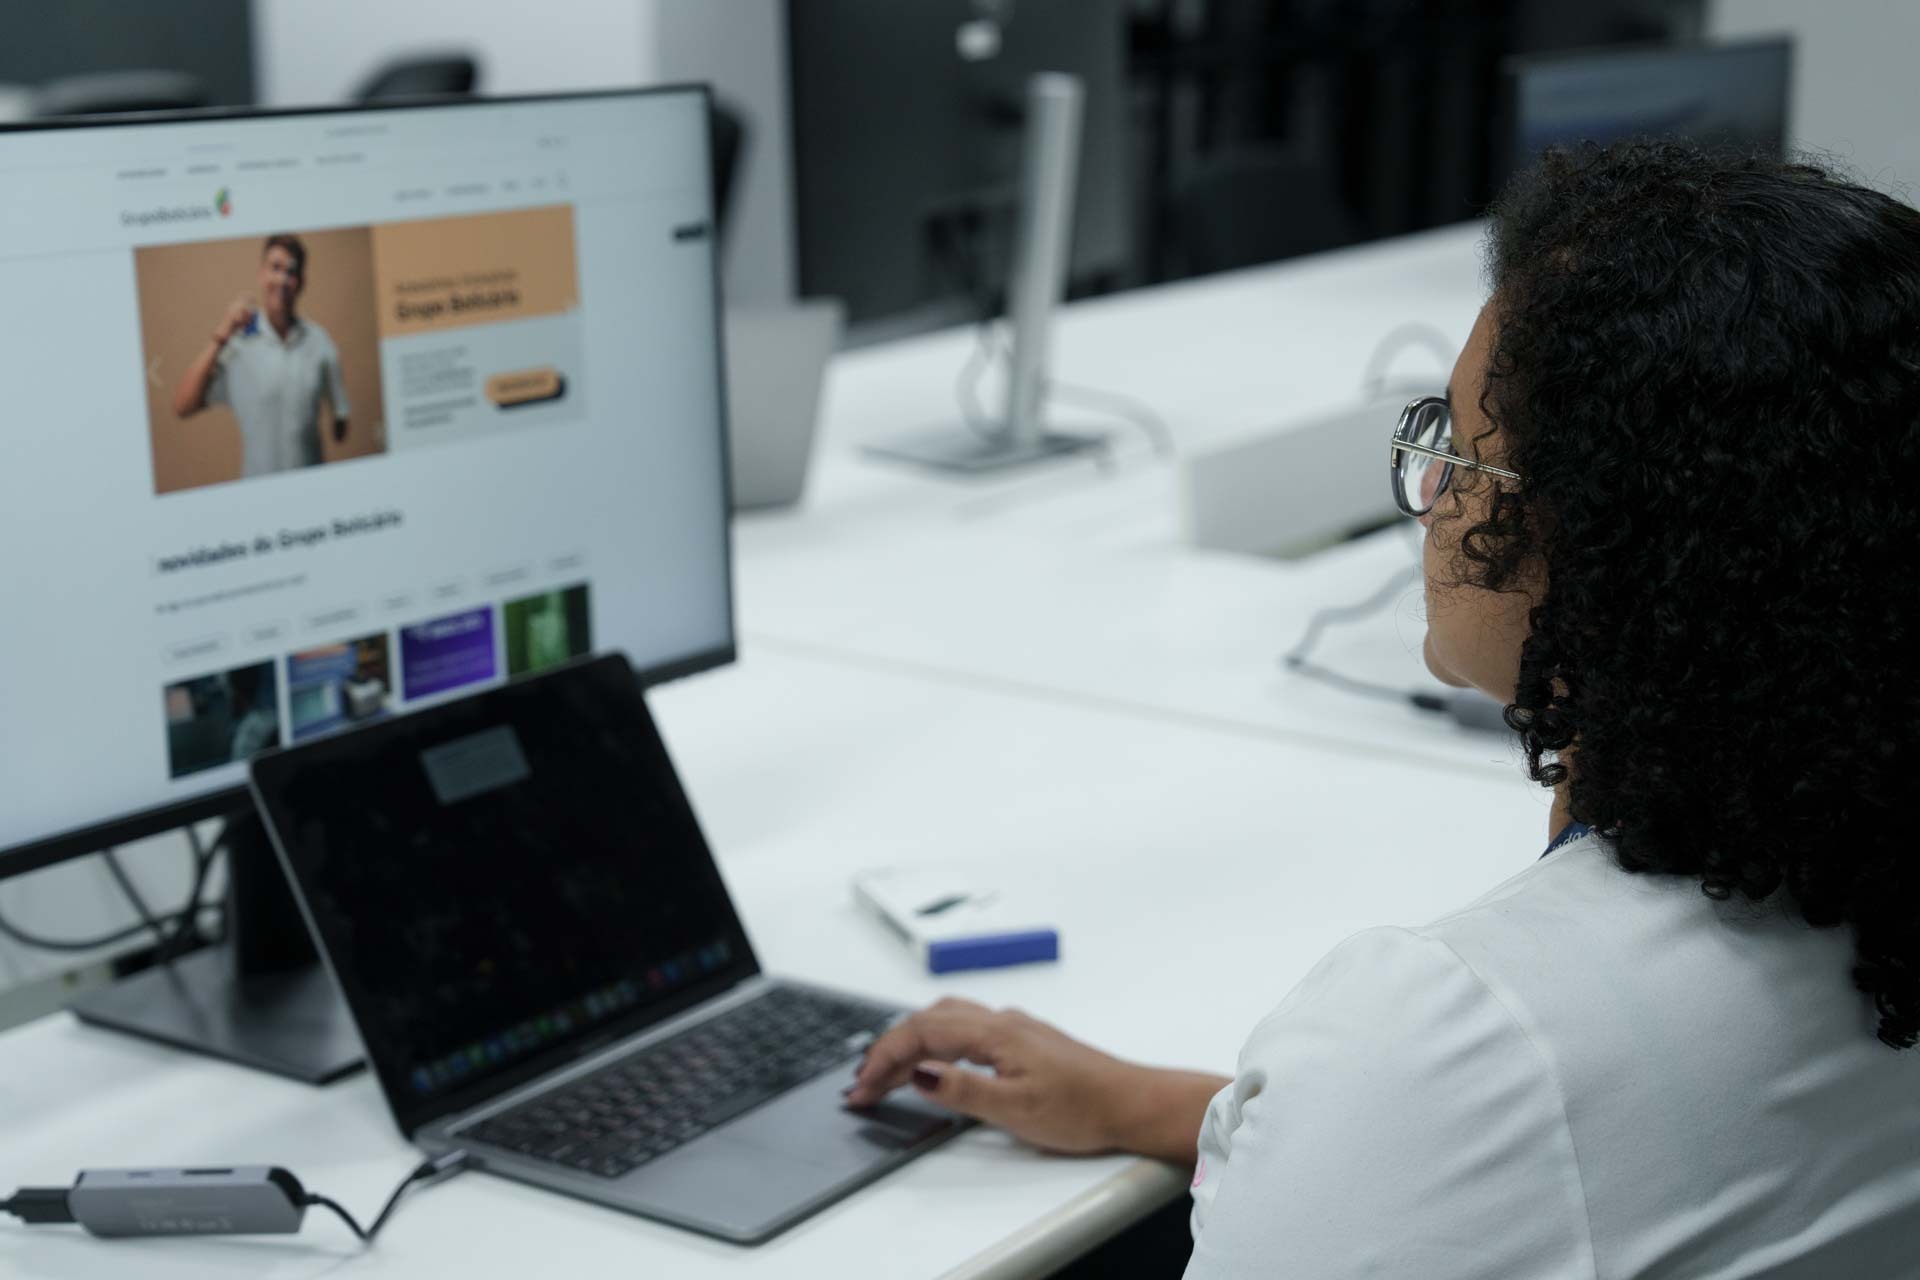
[31,70,208,117]
[711,98,747,241]
[353,55,479,102]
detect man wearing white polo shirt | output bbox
[172,233,351,478]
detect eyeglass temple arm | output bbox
[1390,437,1521,482]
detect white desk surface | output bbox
[0,225,1549,1279]
[0,645,1549,1280]
[735,222,1499,775]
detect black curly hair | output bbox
[1462,140,1920,1049]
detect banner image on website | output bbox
[139,227,388,494]
[372,205,586,450]
[137,205,584,496]
[163,659,283,778]
[288,633,394,741]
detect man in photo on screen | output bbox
[171,233,351,477]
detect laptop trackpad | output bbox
[724,1070,957,1175]
[634,1072,958,1236]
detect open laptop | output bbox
[249,653,966,1243]
[724,297,844,511]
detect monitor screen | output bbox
[1506,38,1791,177]
[0,89,734,872]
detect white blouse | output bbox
[1186,832,1920,1278]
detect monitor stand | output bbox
[864,73,1107,476]
[863,425,1103,474]
[68,812,364,1085]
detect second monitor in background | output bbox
[788,0,1130,344]
[1502,36,1792,179]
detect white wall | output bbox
[652,1,793,301]
[250,0,792,299]
[1709,0,1920,198]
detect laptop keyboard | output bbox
[461,986,896,1179]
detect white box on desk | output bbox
[853,867,1060,975]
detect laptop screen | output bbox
[251,652,760,1134]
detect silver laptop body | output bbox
[251,653,965,1244]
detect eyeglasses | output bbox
[1389,395,1521,518]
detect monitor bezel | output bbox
[0,85,739,882]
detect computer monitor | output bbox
[788,0,1131,343]
[0,87,734,1077]
[1502,37,1792,180]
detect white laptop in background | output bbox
[723,298,844,510]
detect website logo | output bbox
[215,187,231,217]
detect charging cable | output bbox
[1281,565,1511,735]
[3,1150,468,1245]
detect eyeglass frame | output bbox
[1388,395,1521,518]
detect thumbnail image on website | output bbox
[401,607,499,701]
[164,659,282,778]
[288,633,394,741]
[136,205,584,496]
[503,582,592,676]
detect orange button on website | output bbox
[485,367,564,407]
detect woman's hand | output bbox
[845,997,1228,1164]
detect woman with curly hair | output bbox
[846,141,1920,1276]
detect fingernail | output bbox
[840,1085,857,1098]
[911,1065,943,1091]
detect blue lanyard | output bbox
[1541,820,1592,860]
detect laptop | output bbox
[249,652,966,1243]
[724,298,844,511]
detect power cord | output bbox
[1359,322,1456,401]
[957,319,1174,457]
[300,1151,471,1244]
[0,824,226,958]
[1281,565,1511,735]
[937,211,1175,460]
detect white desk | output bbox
[734,223,1500,775]
[0,646,1547,1280]
[0,226,1537,1279]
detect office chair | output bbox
[354,55,479,102]
[32,70,209,117]
[711,98,747,240]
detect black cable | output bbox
[303,1151,470,1245]
[1,1187,74,1225]
[0,908,156,955]
[0,826,224,957]
[1280,564,1432,704]
[100,849,169,953]
[156,824,225,964]
[1287,656,1422,704]
[1282,565,1420,670]
[1279,563,1514,735]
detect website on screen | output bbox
[0,95,730,850]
